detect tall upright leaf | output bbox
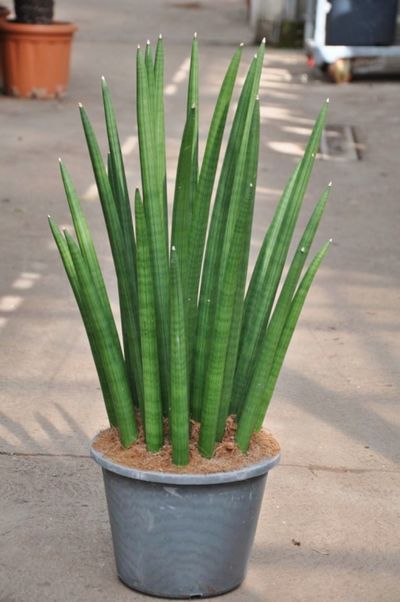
[191,42,265,421]
[229,165,300,414]
[59,160,112,317]
[217,49,265,281]
[101,81,141,403]
[250,185,331,429]
[198,102,260,457]
[107,152,118,203]
[187,33,199,190]
[49,217,116,427]
[137,46,170,413]
[170,247,190,465]
[65,230,137,447]
[231,101,328,415]
[186,44,242,368]
[154,35,168,253]
[135,190,163,451]
[101,77,138,280]
[145,40,155,114]
[79,105,143,406]
[191,53,258,420]
[171,105,197,309]
[236,241,331,451]
[216,99,260,440]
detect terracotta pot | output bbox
[0,19,77,98]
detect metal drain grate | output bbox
[319,125,362,161]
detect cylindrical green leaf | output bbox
[236,241,331,452]
[154,35,168,255]
[216,100,260,440]
[232,102,328,416]
[79,104,144,409]
[171,105,197,313]
[191,43,264,421]
[59,161,113,315]
[49,217,117,427]
[145,40,155,115]
[137,47,170,413]
[170,247,190,465]
[186,45,242,378]
[65,230,137,447]
[198,100,261,458]
[135,190,163,451]
[102,78,141,404]
[250,185,331,430]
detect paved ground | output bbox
[1,1,399,600]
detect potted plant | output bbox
[49,36,331,599]
[0,0,76,98]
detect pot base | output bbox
[119,576,243,599]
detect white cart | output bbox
[304,0,400,82]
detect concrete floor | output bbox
[0,1,399,600]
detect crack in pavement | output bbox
[0,451,90,459]
[279,463,399,475]
[0,451,398,474]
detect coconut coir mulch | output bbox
[93,417,280,474]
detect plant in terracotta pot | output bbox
[0,0,76,98]
[15,0,53,23]
[49,36,331,599]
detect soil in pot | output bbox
[93,416,280,474]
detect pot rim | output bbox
[0,19,77,34]
[90,437,280,485]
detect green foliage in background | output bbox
[50,36,331,464]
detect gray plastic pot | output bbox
[91,441,280,599]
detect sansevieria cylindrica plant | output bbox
[49,36,331,465]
